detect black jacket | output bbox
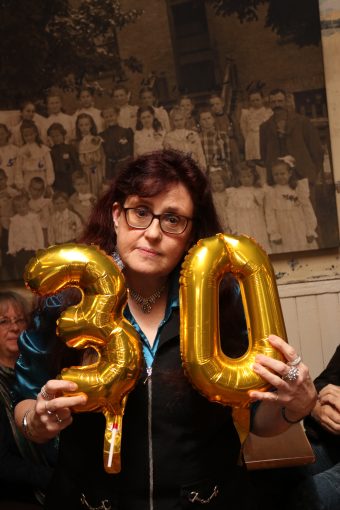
[44,292,256,510]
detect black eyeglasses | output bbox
[123,207,193,234]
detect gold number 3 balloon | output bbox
[24,243,142,473]
[180,234,286,440]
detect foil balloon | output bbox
[180,234,287,441]
[24,243,143,474]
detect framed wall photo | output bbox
[0,0,339,284]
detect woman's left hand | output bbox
[249,335,317,422]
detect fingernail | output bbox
[69,383,78,391]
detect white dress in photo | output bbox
[163,129,206,172]
[265,179,318,253]
[134,129,165,158]
[212,190,230,233]
[15,143,54,191]
[227,186,271,252]
[0,144,18,186]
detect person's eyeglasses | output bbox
[123,207,193,235]
[0,317,26,329]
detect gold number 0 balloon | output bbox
[180,234,286,440]
[24,243,142,474]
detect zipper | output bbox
[145,366,154,510]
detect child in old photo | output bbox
[0,123,18,188]
[199,108,232,184]
[75,113,105,196]
[69,171,96,224]
[99,106,133,180]
[8,193,44,279]
[139,86,171,132]
[48,122,81,194]
[45,94,74,143]
[15,120,54,192]
[209,167,230,233]
[0,168,19,279]
[10,101,46,146]
[73,87,104,133]
[28,176,53,246]
[164,106,206,172]
[48,191,83,245]
[134,106,165,157]
[227,162,270,252]
[265,156,318,253]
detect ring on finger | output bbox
[282,366,299,382]
[40,385,55,401]
[55,413,63,424]
[287,355,302,367]
[45,401,56,415]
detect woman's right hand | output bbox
[24,380,88,442]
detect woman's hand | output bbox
[19,380,88,443]
[250,335,317,434]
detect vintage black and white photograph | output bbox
[0,0,339,282]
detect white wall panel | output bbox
[278,279,340,379]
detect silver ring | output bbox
[274,392,279,401]
[55,413,63,424]
[283,366,300,382]
[40,385,55,401]
[287,356,302,367]
[45,401,56,415]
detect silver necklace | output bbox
[129,285,166,314]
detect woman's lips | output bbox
[136,247,161,257]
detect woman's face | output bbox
[78,117,92,135]
[140,111,154,129]
[0,302,27,362]
[22,103,35,120]
[112,182,194,280]
[249,93,264,109]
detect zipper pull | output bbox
[143,366,153,384]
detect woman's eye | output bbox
[164,214,180,225]
[135,207,149,218]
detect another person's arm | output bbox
[308,345,340,435]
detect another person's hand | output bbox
[23,380,87,443]
[311,384,340,435]
[249,335,317,422]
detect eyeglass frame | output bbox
[0,317,27,329]
[123,207,194,235]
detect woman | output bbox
[14,150,316,510]
[0,291,53,505]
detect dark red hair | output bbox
[81,150,222,254]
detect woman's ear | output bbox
[112,202,121,230]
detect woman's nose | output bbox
[144,217,162,239]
